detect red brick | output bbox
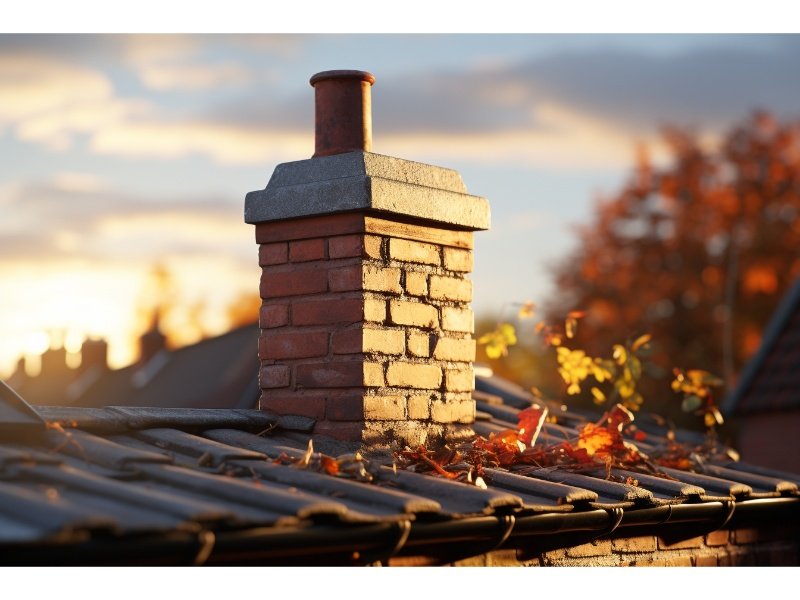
[733,528,760,545]
[296,361,364,388]
[564,539,612,558]
[326,395,365,421]
[259,243,288,265]
[289,238,326,262]
[292,297,363,325]
[328,265,362,292]
[663,556,694,567]
[441,307,474,333]
[658,535,703,550]
[260,268,327,298]
[331,328,362,354]
[363,265,402,294]
[259,331,328,359]
[255,213,364,243]
[259,303,289,328]
[443,247,473,272]
[328,234,362,259]
[695,555,718,566]
[429,275,472,301]
[385,362,442,389]
[388,238,440,266]
[364,395,405,420]
[389,300,438,329]
[259,365,290,388]
[433,337,476,362]
[313,420,364,442]
[404,271,428,297]
[260,394,325,419]
[611,535,657,553]
[705,529,729,546]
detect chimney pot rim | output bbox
[310,70,375,87]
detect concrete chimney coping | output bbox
[245,151,490,231]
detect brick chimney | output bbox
[245,70,490,449]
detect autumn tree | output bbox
[545,112,800,420]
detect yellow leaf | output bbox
[612,344,627,365]
[518,301,536,319]
[590,387,606,405]
[566,316,577,339]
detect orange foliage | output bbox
[545,112,800,422]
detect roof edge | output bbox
[722,278,800,415]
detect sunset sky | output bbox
[1,31,798,375]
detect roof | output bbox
[18,324,259,411]
[723,278,800,415]
[1,374,798,566]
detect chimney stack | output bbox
[245,70,490,450]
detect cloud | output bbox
[137,61,250,91]
[90,119,311,163]
[0,55,113,128]
[120,34,254,91]
[0,178,249,263]
[4,35,797,169]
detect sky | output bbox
[1,30,799,376]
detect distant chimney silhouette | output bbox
[139,314,167,366]
[79,338,108,374]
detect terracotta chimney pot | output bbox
[310,70,375,157]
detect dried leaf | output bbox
[631,334,652,352]
[517,404,548,446]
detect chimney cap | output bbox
[309,70,375,86]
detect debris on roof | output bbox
[1,373,797,565]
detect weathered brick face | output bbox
[255,212,476,447]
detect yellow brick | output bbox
[364,296,386,323]
[407,331,431,357]
[363,362,385,387]
[364,395,405,420]
[363,235,383,260]
[389,238,441,266]
[429,275,472,302]
[404,271,428,297]
[363,328,405,355]
[386,362,442,389]
[445,366,475,392]
[443,247,473,272]
[433,337,476,362]
[363,265,402,294]
[389,299,439,329]
[407,394,431,419]
[441,306,474,333]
